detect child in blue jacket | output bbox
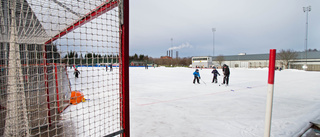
[193,69,200,84]
[211,67,220,83]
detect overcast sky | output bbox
[129,0,320,58]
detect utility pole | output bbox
[303,6,311,70]
[212,28,216,57]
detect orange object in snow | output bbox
[70,91,85,105]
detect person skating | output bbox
[145,64,148,69]
[106,65,108,72]
[109,64,113,71]
[193,69,200,84]
[74,69,80,78]
[222,64,226,73]
[211,67,220,83]
[222,65,230,86]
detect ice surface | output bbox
[61,67,121,137]
[63,67,320,137]
[130,67,320,137]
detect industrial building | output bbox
[191,51,320,71]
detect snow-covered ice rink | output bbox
[65,67,320,137]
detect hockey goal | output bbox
[0,0,129,136]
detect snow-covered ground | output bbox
[130,67,320,137]
[62,67,121,137]
[63,67,320,137]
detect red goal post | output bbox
[0,0,129,136]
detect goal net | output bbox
[0,0,129,136]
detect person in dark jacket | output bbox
[211,67,220,83]
[193,69,200,84]
[222,64,226,73]
[109,64,113,71]
[222,65,230,86]
[145,63,148,69]
[74,69,80,78]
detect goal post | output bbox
[0,0,129,136]
[120,0,130,136]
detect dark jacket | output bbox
[212,69,220,76]
[223,66,230,76]
[74,70,80,75]
[222,64,227,72]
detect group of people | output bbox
[193,64,230,86]
[73,64,114,78]
[106,64,113,72]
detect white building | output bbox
[192,51,320,71]
[191,56,212,68]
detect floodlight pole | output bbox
[212,28,216,57]
[303,6,311,70]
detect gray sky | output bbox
[129,0,320,58]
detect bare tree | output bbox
[277,49,298,69]
[215,55,225,67]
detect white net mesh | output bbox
[0,0,124,136]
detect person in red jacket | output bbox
[74,69,80,78]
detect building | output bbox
[160,56,172,59]
[192,51,320,71]
[191,56,213,68]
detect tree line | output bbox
[129,53,191,67]
[62,51,119,65]
[61,52,192,67]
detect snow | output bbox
[130,67,320,137]
[62,67,121,136]
[63,67,320,137]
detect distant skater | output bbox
[109,64,113,71]
[193,69,200,84]
[74,69,80,78]
[211,67,220,83]
[106,65,108,72]
[222,64,230,86]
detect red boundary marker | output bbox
[264,49,276,137]
[268,49,276,84]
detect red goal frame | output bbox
[42,0,130,136]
